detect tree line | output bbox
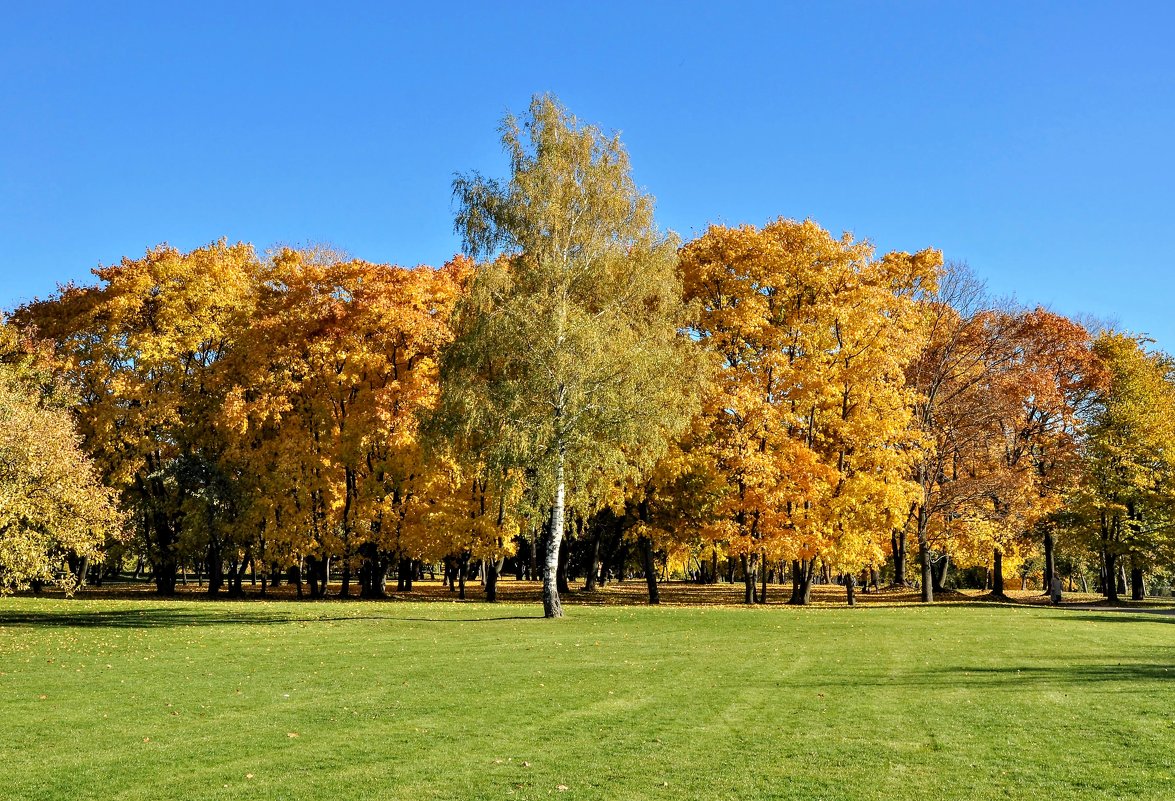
[3,95,1172,615]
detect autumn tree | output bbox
[443,94,700,617]
[903,266,1105,601]
[681,219,939,605]
[16,242,256,594]
[221,249,469,598]
[0,318,121,592]
[1071,332,1175,602]
[983,309,1105,597]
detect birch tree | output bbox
[444,94,699,617]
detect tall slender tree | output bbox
[444,94,700,617]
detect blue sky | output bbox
[3,2,1173,344]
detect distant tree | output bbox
[1071,333,1175,601]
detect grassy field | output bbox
[1,592,1172,800]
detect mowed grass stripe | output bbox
[1,599,1172,800]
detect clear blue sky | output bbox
[3,2,1173,345]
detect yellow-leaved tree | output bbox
[0,318,122,592]
[16,242,256,594]
[681,219,940,604]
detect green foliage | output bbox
[444,94,701,499]
[442,95,705,614]
[1070,333,1175,592]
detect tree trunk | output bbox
[485,558,503,603]
[74,556,89,590]
[556,535,570,595]
[892,529,908,586]
[1043,528,1055,596]
[207,546,223,596]
[1103,550,1118,602]
[339,558,351,598]
[742,554,755,604]
[584,519,603,592]
[788,560,802,604]
[759,550,768,604]
[917,504,933,603]
[151,515,179,596]
[931,552,950,594]
[542,453,566,618]
[306,556,320,598]
[1130,565,1145,601]
[639,535,659,605]
[788,559,814,605]
[846,573,856,607]
[992,548,1006,597]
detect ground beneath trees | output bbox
[27,576,1175,610]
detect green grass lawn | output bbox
[1,596,1172,800]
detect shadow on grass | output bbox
[0,607,542,629]
[1065,612,1175,625]
[927,661,1175,685]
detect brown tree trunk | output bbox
[992,548,1007,598]
[916,503,932,602]
[339,558,351,598]
[206,545,223,596]
[788,559,814,605]
[485,557,504,602]
[846,573,856,607]
[583,517,603,592]
[931,552,950,594]
[639,535,659,605]
[1103,550,1118,602]
[556,534,570,595]
[1130,565,1145,601]
[742,554,755,604]
[892,529,908,586]
[788,560,803,604]
[528,529,537,581]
